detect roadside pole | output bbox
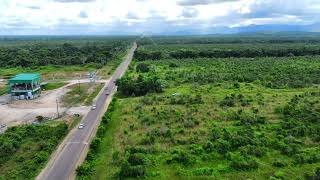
[56,98,59,118]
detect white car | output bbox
[78,123,84,129]
[92,104,97,110]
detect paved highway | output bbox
[37,42,137,180]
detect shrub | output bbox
[304,168,320,180]
[272,160,287,167]
[136,63,150,73]
[36,116,44,122]
[140,135,155,145]
[270,170,285,180]
[112,150,120,164]
[189,144,204,155]
[193,167,214,176]
[90,138,102,153]
[210,127,222,141]
[203,141,215,153]
[279,143,301,156]
[239,145,266,158]
[214,139,231,154]
[229,152,259,170]
[293,148,320,164]
[128,153,146,166]
[116,75,163,96]
[169,62,178,68]
[220,94,236,107]
[76,162,93,177]
[119,161,145,178]
[167,149,192,166]
[33,151,48,164]
[96,126,106,137]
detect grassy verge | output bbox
[69,116,82,130]
[0,85,7,95]
[84,83,105,106]
[76,98,119,179]
[43,82,67,91]
[62,83,104,107]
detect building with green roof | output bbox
[9,73,41,100]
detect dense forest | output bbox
[137,32,320,45]
[135,43,320,60]
[0,37,134,68]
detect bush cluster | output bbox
[0,123,68,179]
[116,75,163,96]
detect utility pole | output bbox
[78,79,81,93]
[56,98,59,118]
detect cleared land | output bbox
[0,79,107,127]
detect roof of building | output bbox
[9,73,41,82]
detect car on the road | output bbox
[92,104,97,110]
[78,123,84,129]
[106,92,109,96]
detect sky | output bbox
[0,0,319,35]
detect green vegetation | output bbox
[69,116,82,130]
[0,85,7,95]
[62,82,104,107]
[79,37,320,179]
[0,37,132,68]
[43,82,67,91]
[134,57,320,89]
[0,122,68,179]
[135,43,320,60]
[116,74,163,96]
[84,83,105,106]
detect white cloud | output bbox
[0,0,319,35]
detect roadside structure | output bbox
[8,73,41,100]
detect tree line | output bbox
[0,40,131,68]
[134,46,320,61]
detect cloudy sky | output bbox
[0,0,319,35]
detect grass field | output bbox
[43,82,67,91]
[78,46,320,179]
[62,82,104,107]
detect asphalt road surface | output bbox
[37,42,137,180]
